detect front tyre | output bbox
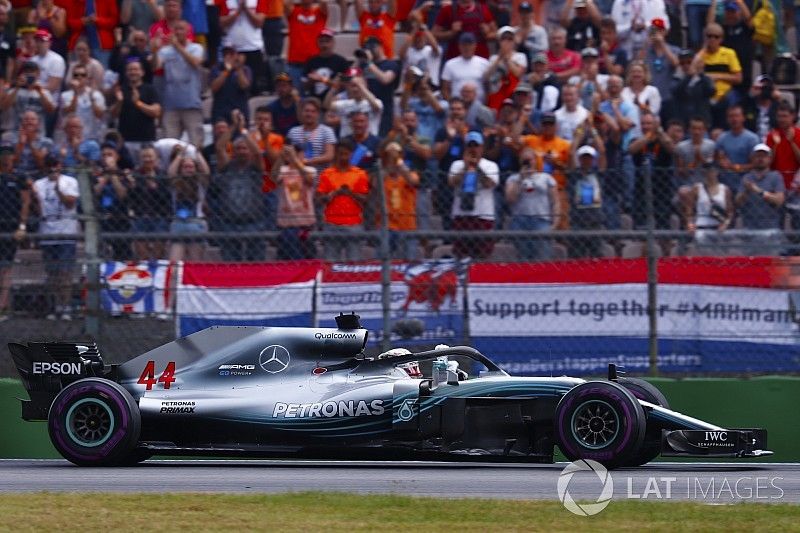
[48,378,141,466]
[618,377,669,466]
[555,381,645,469]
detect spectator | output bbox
[505,146,559,260]
[461,82,494,131]
[16,25,37,63]
[684,162,734,252]
[59,63,106,141]
[698,22,742,129]
[305,28,350,101]
[356,0,397,58]
[665,119,685,145]
[218,0,268,95]
[212,112,267,262]
[610,0,668,58]
[675,116,716,187]
[12,110,53,173]
[708,0,753,95]
[102,130,136,170]
[262,0,286,75]
[570,47,608,110]
[484,98,522,177]
[203,118,231,174]
[560,0,601,52]
[272,144,317,259]
[597,16,626,76]
[641,19,677,116]
[515,1,548,65]
[381,141,420,258]
[128,145,171,261]
[110,59,161,162]
[1,61,56,131]
[249,106,284,231]
[485,25,527,110]
[109,30,154,86]
[448,131,499,259]
[287,97,336,173]
[152,137,198,169]
[0,142,30,319]
[555,84,590,141]
[54,114,101,168]
[400,67,447,142]
[735,144,785,235]
[65,38,105,91]
[316,139,370,261]
[0,4,15,84]
[398,16,441,87]
[743,75,780,139]
[765,103,800,190]
[441,32,490,101]
[32,154,79,320]
[324,68,383,138]
[672,49,714,128]
[361,37,400,137]
[210,45,252,123]
[30,29,64,102]
[715,104,759,192]
[621,59,661,116]
[63,0,119,66]
[528,54,561,117]
[120,0,163,35]
[155,19,204,148]
[599,74,640,154]
[94,143,131,261]
[285,0,328,90]
[546,27,581,83]
[593,99,624,230]
[567,144,606,257]
[267,72,300,137]
[343,109,381,172]
[149,0,193,43]
[167,147,210,261]
[28,0,66,57]
[432,97,468,229]
[433,0,496,60]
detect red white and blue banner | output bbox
[469,258,800,374]
[101,261,172,315]
[175,261,320,337]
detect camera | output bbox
[354,49,367,60]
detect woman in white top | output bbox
[621,60,661,116]
[685,162,734,255]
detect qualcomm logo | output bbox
[259,345,291,374]
[557,459,614,516]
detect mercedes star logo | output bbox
[259,345,291,374]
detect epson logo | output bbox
[314,332,358,340]
[273,399,384,418]
[218,364,256,370]
[32,362,82,375]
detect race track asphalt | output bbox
[0,460,798,503]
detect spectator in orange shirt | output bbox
[381,141,420,259]
[355,0,397,58]
[249,105,284,230]
[285,0,328,90]
[518,112,571,228]
[317,139,370,260]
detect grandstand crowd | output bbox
[0,0,799,310]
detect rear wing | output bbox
[7,342,116,420]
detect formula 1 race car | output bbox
[8,314,771,467]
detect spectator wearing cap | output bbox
[441,32,490,102]
[1,61,56,132]
[567,143,606,257]
[209,45,253,123]
[461,82,495,131]
[735,143,785,232]
[268,72,301,137]
[528,54,561,116]
[218,0,268,96]
[570,47,608,110]
[305,28,350,101]
[640,18,678,119]
[715,104,759,192]
[154,20,204,148]
[94,142,132,261]
[766,103,800,191]
[554,85,590,141]
[597,16,627,76]
[16,25,37,63]
[697,22,742,130]
[285,0,328,91]
[0,5,16,84]
[380,140,421,259]
[110,59,161,163]
[32,154,80,320]
[358,37,400,137]
[0,140,30,319]
[484,25,527,110]
[287,97,336,173]
[448,131,499,258]
[433,0,496,61]
[546,27,581,83]
[355,0,397,58]
[610,0,668,58]
[28,0,67,56]
[514,1,548,64]
[30,28,64,102]
[707,0,753,92]
[398,16,441,87]
[316,139,370,261]
[324,67,383,138]
[560,0,601,52]
[621,59,661,116]
[672,49,714,127]
[12,110,53,174]
[62,0,119,66]
[743,75,780,139]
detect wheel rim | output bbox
[65,398,115,447]
[570,400,620,450]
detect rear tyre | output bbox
[618,378,669,466]
[48,378,141,466]
[554,381,646,469]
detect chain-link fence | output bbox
[1,160,798,378]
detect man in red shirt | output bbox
[546,26,581,83]
[285,0,328,90]
[433,0,496,60]
[766,102,800,190]
[150,0,194,43]
[356,0,397,59]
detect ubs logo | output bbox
[259,345,291,374]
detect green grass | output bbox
[0,493,797,532]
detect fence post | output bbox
[76,165,100,338]
[375,162,392,352]
[643,158,659,376]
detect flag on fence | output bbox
[101,260,172,315]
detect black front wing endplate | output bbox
[661,428,771,458]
